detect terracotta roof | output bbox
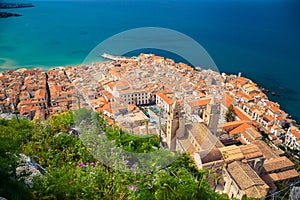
[219,120,251,131]
[229,123,253,135]
[165,58,174,63]
[236,91,253,101]
[280,110,286,115]
[177,136,197,155]
[241,131,255,143]
[127,104,137,112]
[244,128,262,140]
[219,145,244,163]
[105,82,116,90]
[108,70,121,78]
[233,106,252,121]
[34,89,46,99]
[239,144,263,159]
[263,156,294,173]
[268,169,299,182]
[221,92,234,108]
[269,105,279,113]
[227,161,268,198]
[272,139,282,145]
[100,103,112,113]
[186,123,224,149]
[290,129,300,139]
[231,77,249,86]
[19,105,32,114]
[252,140,279,160]
[187,98,211,107]
[277,116,285,121]
[23,68,41,74]
[263,114,274,122]
[50,85,62,93]
[156,92,175,105]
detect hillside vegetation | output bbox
[0,109,230,200]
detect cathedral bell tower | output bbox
[166,100,180,150]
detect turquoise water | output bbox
[0,0,299,121]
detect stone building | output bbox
[223,161,269,199]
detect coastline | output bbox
[1,53,300,200]
[0,56,298,123]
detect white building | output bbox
[285,126,300,151]
[156,93,175,113]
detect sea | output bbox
[0,0,299,122]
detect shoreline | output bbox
[0,56,298,123]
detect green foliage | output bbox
[0,118,34,199]
[274,182,290,200]
[105,126,160,153]
[0,110,230,200]
[48,111,74,133]
[225,105,236,122]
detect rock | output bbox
[0,3,34,9]
[0,12,22,18]
[0,113,26,120]
[15,154,45,188]
[69,128,79,136]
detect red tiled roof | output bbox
[233,106,252,121]
[35,89,46,99]
[108,70,121,78]
[187,98,211,107]
[229,123,253,135]
[219,120,251,130]
[269,169,300,182]
[263,114,274,122]
[291,129,300,139]
[50,85,62,93]
[156,93,175,105]
[221,92,234,108]
[263,156,294,173]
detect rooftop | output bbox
[268,169,299,182]
[263,156,294,173]
[219,145,244,163]
[252,140,279,160]
[227,161,269,198]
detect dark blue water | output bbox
[0,0,299,122]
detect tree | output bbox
[225,105,236,122]
[12,98,20,123]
